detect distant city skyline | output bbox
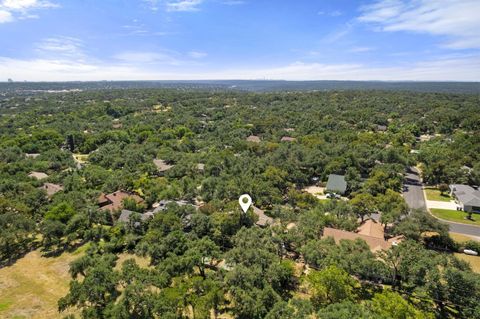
[0,0,479,81]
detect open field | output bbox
[450,232,480,243]
[0,250,79,319]
[424,187,452,202]
[430,208,480,226]
[0,248,150,319]
[455,253,480,273]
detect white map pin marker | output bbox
[239,194,252,213]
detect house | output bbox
[281,136,297,142]
[117,209,152,225]
[322,220,402,252]
[449,184,480,213]
[246,135,261,143]
[253,206,273,227]
[28,171,49,180]
[153,159,174,175]
[197,163,205,172]
[40,183,63,197]
[376,124,387,132]
[98,191,144,212]
[25,153,40,159]
[325,174,347,195]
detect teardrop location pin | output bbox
[238,194,252,213]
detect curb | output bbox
[422,187,480,229]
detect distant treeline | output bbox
[0,80,479,94]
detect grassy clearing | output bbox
[0,250,81,319]
[455,253,480,273]
[425,187,452,202]
[450,232,479,243]
[430,208,480,226]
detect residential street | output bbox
[403,166,480,238]
[403,167,426,210]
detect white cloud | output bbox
[36,36,84,58]
[188,51,207,59]
[1,55,479,81]
[349,46,374,53]
[0,9,12,22]
[114,51,182,65]
[0,0,58,23]
[166,0,203,12]
[358,0,480,49]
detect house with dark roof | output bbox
[98,191,144,212]
[449,184,480,213]
[325,174,347,195]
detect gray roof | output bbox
[118,209,151,225]
[326,174,347,194]
[450,184,480,207]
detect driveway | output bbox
[403,166,480,238]
[403,167,426,210]
[426,200,458,210]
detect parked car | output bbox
[464,249,478,256]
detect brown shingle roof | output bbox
[246,135,261,143]
[322,227,392,252]
[281,136,297,142]
[28,171,49,180]
[356,219,385,239]
[253,206,273,227]
[98,191,144,212]
[153,159,174,172]
[41,183,64,197]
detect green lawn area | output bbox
[425,187,452,202]
[430,208,480,226]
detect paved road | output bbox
[403,166,480,238]
[403,167,426,210]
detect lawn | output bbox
[430,208,480,226]
[0,248,150,319]
[0,250,80,319]
[449,232,479,243]
[424,187,452,202]
[454,253,480,273]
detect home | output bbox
[449,184,480,213]
[325,174,347,195]
[28,171,49,180]
[246,135,261,143]
[376,124,387,132]
[322,219,402,252]
[280,136,297,142]
[252,206,273,227]
[153,159,174,175]
[98,191,144,212]
[40,183,64,197]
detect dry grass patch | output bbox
[0,250,81,319]
[455,253,480,274]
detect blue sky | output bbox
[0,0,479,81]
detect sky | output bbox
[0,0,479,81]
